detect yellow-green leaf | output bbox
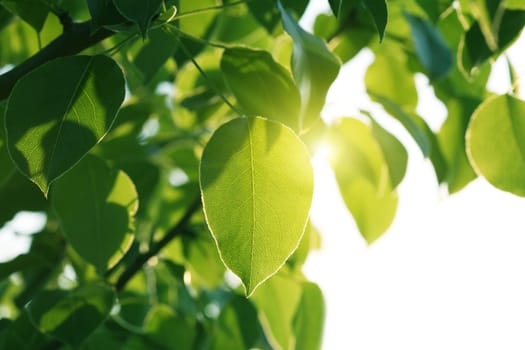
[200,117,313,295]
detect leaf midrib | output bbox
[247,119,256,292]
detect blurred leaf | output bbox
[405,12,453,79]
[0,311,51,350]
[27,282,116,348]
[221,47,301,130]
[87,0,127,31]
[211,295,262,350]
[252,273,302,350]
[278,2,341,130]
[466,94,525,196]
[370,118,408,188]
[362,0,388,41]
[438,97,479,193]
[414,0,454,22]
[460,10,525,75]
[0,101,15,186]
[328,0,360,18]
[143,304,195,350]
[247,0,308,33]
[5,55,125,195]
[113,0,163,38]
[293,282,325,350]
[0,18,39,66]
[366,54,418,109]
[52,155,138,272]
[134,27,178,82]
[183,235,226,290]
[507,0,525,9]
[287,222,320,270]
[328,118,398,242]
[1,0,49,32]
[200,117,313,295]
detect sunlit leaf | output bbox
[293,282,325,350]
[52,155,138,272]
[200,117,313,295]
[466,94,525,196]
[328,118,398,242]
[278,2,341,130]
[5,55,125,195]
[113,0,163,38]
[221,47,301,130]
[27,282,116,348]
[134,27,178,82]
[252,273,303,350]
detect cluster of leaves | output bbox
[0,0,524,348]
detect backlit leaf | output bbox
[328,118,398,242]
[144,304,195,350]
[278,2,341,130]
[26,282,116,348]
[113,0,163,38]
[293,282,325,350]
[52,155,138,272]
[5,55,125,195]
[1,0,49,32]
[466,94,525,196]
[221,47,301,130]
[200,117,313,295]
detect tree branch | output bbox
[0,21,113,101]
[114,197,202,291]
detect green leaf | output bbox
[507,0,525,9]
[211,295,261,350]
[144,304,195,350]
[328,0,360,18]
[26,282,116,348]
[1,0,49,32]
[200,117,314,296]
[370,119,408,188]
[293,282,325,350]
[405,12,453,79]
[247,0,309,33]
[466,95,525,196]
[52,155,138,272]
[221,47,301,131]
[460,10,525,75]
[87,0,127,31]
[328,118,398,242]
[112,0,163,38]
[134,27,178,82]
[365,54,418,109]
[278,2,341,130]
[414,0,454,22]
[0,311,50,350]
[438,97,479,193]
[0,100,15,186]
[362,0,388,41]
[5,55,125,195]
[251,273,303,350]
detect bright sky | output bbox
[302,3,525,349]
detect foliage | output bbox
[0,0,523,348]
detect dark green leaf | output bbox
[0,311,50,350]
[466,94,525,195]
[113,0,163,38]
[200,117,313,295]
[247,0,308,33]
[414,0,454,22]
[5,55,125,195]
[1,0,49,32]
[405,12,453,79]
[144,304,196,350]
[87,0,127,31]
[362,0,388,41]
[221,47,301,130]
[278,2,341,130]
[134,27,178,82]
[26,282,116,348]
[0,100,15,186]
[52,155,138,272]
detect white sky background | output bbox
[1,2,525,349]
[301,1,525,349]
